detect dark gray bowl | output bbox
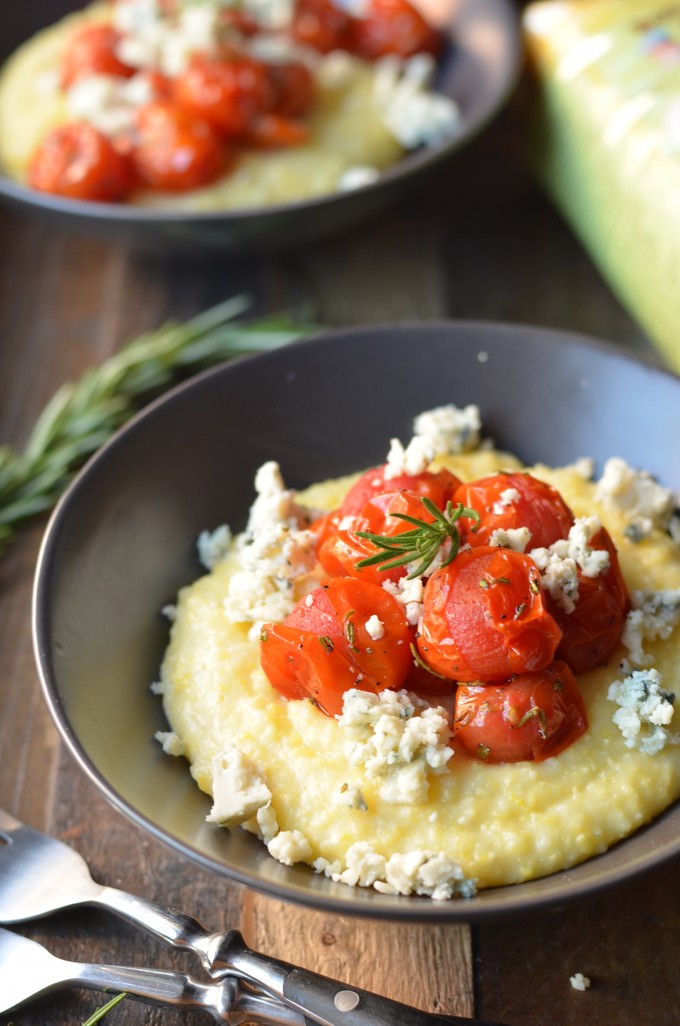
[33,322,680,922]
[0,0,520,254]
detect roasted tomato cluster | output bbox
[260,463,632,765]
[27,0,443,201]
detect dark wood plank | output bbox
[476,858,680,1026]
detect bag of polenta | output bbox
[522,1,680,372]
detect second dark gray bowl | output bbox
[0,0,520,253]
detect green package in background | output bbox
[522,0,680,372]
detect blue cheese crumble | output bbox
[154,730,185,757]
[223,461,318,636]
[372,54,460,149]
[267,830,313,866]
[595,457,675,540]
[621,589,680,667]
[206,745,273,826]
[382,575,425,625]
[492,487,521,514]
[489,526,532,553]
[607,669,680,754]
[337,688,452,805]
[364,614,385,641]
[385,402,481,479]
[197,524,233,570]
[530,516,610,613]
[314,843,476,900]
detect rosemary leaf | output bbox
[81,992,127,1026]
[0,297,316,558]
[355,501,480,579]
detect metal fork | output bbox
[0,927,307,1023]
[0,808,509,1026]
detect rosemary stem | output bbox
[0,296,316,558]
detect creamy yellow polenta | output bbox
[160,449,680,894]
[0,4,404,209]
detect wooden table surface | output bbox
[2,79,680,1026]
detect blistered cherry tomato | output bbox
[350,0,442,59]
[403,650,455,696]
[60,24,135,87]
[310,509,343,548]
[139,69,174,101]
[453,662,587,763]
[268,61,316,118]
[27,122,134,201]
[454,472,574,550]
[339,464,461,518]
[132,101,226,191]
[218,8,262,36]
[549,527,630,674]
[417,546,562,682]
[173,55,274,138]
[260,622,371,712]
[289,0,354,53]
[260,577,412,715]
[319,526,401,585]
[318,489,437,584]
[245,114,310,148]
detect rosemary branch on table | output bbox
[81,992,127,1026]
[0,295,316,558]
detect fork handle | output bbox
[69,962,310,1025]
[96,894,509,1026]
[98,885,217,969]
[283,970,510,1026]
[224,934,511,1026]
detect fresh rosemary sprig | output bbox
[355,498,479,579]
[81,993,127,1026]
[0,296,315,558]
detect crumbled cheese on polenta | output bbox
[223,461,318,636]
[385,402,481,479]
[206,746,272,826]
[314,842,476,900]
[530,516,610,613]
[622,589,680,667]
[595,457,675,539]
[338,688,452,805]
[607,668,680,754]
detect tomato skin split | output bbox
[454,472,574,550]
[417,546,563,683]
[260,577,413,715]
[453,661,588,763]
